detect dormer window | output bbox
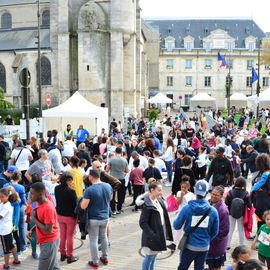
[165,36,175,51]
[205,42,211,52]
[227,42,232,52]
[167,42,173,52]
[186,42,191,52]
[248,42,254,52]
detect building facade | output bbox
[145,19,269,108]
[0,0,157,120]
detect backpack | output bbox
[3,143,11,161]
[230,190,247,219]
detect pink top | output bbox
[99,143,107,155]
[249,129,257,137]
[191,137,201,149]
[129,168,144,185]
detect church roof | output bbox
[144,18,266,49]
[0,0,49,6]
[0,28,50,51]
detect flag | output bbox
[218,52,227,67]
[252,67,258,83]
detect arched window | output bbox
[37,57,51,86]
[42,10,50,26]
[1,13,12,29]
[0,63,6,92]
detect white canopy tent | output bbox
[42,91,108,139]
[247,88,270,110]
[190,93,217,109]
[147,92,172,104]
[228,93,247,108]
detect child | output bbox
[6,186,21,256]
[27,182,60,270]
[167,177,195,251]
[129,159,144,211]
[252,210,270,269]
[232,149,241,178]
[225,245,251,270]
[195,146,207,179]
[62,157,71,172]
[79,158,87,177]
[225,177,252,249]
[0,187,21,269]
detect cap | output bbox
[195,180,209,197]
[7,166,18,173]
[124,135,130,140]
[216,147,225,153]
[0,135,4,139]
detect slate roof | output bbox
[0,28,50,51]
[144,19,266,49]
[0,0,49,6]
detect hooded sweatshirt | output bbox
[173,198,219,251]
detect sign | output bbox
[46,94,51,106]
[19,68,31,87]
[179,96,182,100]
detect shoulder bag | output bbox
[178,206,212,251]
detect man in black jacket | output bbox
[206,147,234,187]
[240,134,253,178]
[239,145,259,182]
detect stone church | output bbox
[0,0,156,120]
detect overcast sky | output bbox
[140,0,270,33]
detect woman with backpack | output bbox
[225,177,252,249]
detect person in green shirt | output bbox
[252,210,270,269]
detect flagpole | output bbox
[256,40,261,118]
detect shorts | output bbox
[0,233,15,254]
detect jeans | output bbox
[178,248,208,270]
[142,254,157,270]
[58,215,77,258]
[165,160,173,183]
[88,219,109,264]
[0,160,4,174]
[38,238,60,270]
[110,179,125,212]
[228,216,245,247]
[19,206,26,251]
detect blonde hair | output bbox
[148,178,156,185]
[31,136,39,150]
[78,143,86,150]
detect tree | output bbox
[261,39,270,66]
[149,109,159,121]
[0,88,14,110]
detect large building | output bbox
[0,0,158,120]
[145,18,269,108]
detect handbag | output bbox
[166,194,178,212]
[178,206,212,251]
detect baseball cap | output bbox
[216,147,225,153]
[7,166,18,172]
[195,180,209,197]
[124,135,130,140]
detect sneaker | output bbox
[164,182,172,187]
[111,211,117,215]
[88,261,99,269]
[60,254,67,262]
[116,210,121,214]
[100,257,108,265]
[32,252,39,259]
[0,265,9,270]
[11,261,20,265]
[67,256,79,264]
[167,243,176,251]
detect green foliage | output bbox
[149,109,159,121]
[0,88,14,110]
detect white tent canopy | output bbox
[147,92,172,104]
[190,93,217,109]
[247,88,270,109]
[229,93,247,108]
[42,91,108,138]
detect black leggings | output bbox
[13,230,20,252]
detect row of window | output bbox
[166,59,264,70]
[166,41,255,52]
[0,57,52,92]
[166,76,269,87]
[0,10,50,29]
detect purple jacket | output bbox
[208,200,230,257]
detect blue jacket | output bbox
[174,199,219,251]
[76,128,90,142]
[253,171,270,191]
[11,201,20,230]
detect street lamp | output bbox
[256,40,261,118]
[226,63,232,117]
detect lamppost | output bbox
[256,40,261,118]
[226,63,232,117]
[37,0,43,138]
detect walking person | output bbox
[80,170,113,269]
[225,177,252,249]
[139,181,173,270]
[105,147,129,215]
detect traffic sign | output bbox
[46,94,51,106]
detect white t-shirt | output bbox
[0,202,13,235]
[62,140,77,157]
[11,148,32,171]
[48,148,63,174]
[176,192,195,212]
[129,155,148,171]
[63,164,72,172]
[154,157,166,173]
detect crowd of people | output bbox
[0,107,269,270]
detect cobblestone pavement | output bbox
[0,176,258,270]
